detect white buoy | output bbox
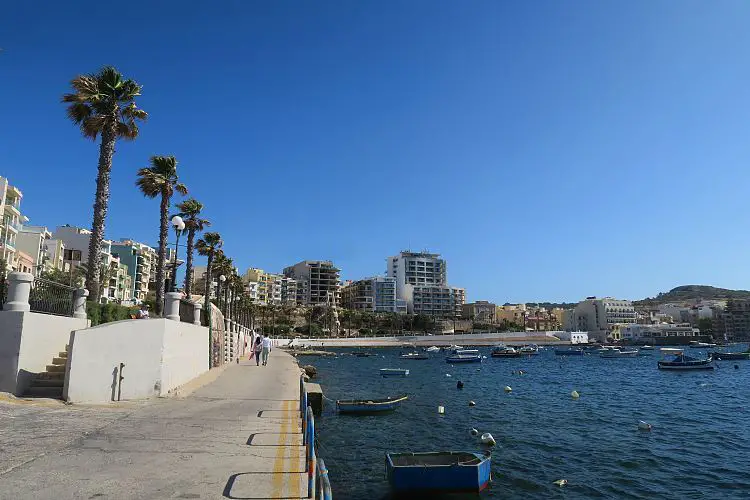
[469,400,476,406]
[571,390,580,399]
[638,420,652,431]
[438,405,445,414]
[553,479,568,487]
[470,428,479,436]
[446,373,452,378]
[480,433,496,446]
[504,386,512,393]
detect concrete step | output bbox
[58,352,68,358]
[30,378,64,388]
[46,364,66,373]
[52,357,67,365]
[36,371,64,380]
[24,386,63,399]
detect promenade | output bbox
[0,350,306,499]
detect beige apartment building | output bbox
[0,177,27,271]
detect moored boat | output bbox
[657,348,714,370]
[711,350,750,360]
[640,345,655,350]
[555,347,584,356]
[689,341,717,349]
[519,344,539,355]
[385,451,491,494]
[380,368,410,377]
[400,352,429,360]
[425,346,440,353]
[352,351,374,357]
[446,349,482,363]
[599,348,639,358]
[336,395,408,414]
[491,345,522,358]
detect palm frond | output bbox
[65,102,91,124]
[121,102,148,121]
[175,182,188,196]
[116,120,139,140]
[135,168,162,198]
[82,115,106,139]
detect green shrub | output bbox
[87,301,139,326]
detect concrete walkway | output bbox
[0,350,306,499]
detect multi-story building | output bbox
[279,277,298,306]
[44,238,66,272]
[283,260,340,306]
[0,177,27,270]
[618,323,701,343]
[111,239,157,303]
[241,268,297,305]
[54,225,119,293]
[566,297,637,342]
[386,250,465,316]
[16,225,53,275]
[16,250,34,274]
[462,301,496,323]
[341,276,406,313]
[713,300,750,342]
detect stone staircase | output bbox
[24,345,68,399]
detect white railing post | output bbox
[4,272,32,312]
[165,292,181,321]
[73,288,89,319]
[192,301,203,325]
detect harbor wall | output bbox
[289,331,567,348]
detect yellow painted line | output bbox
[271,400,290,498]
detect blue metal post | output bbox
[318,458,333,500]
[306,406,315,497]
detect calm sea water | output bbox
[312,346,750,499]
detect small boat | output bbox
[689,341,717,349]
[599,348,639,358]
[711,350,750,360]
[657,348,714,370]
[352,351,374,357]
[519,344,539,355]
[425,346,440,353]
[491,345,522,358]
[446,349,482,363]
[385,451,491,494]
[640,345,655,350]
[380,368,410,377]
[555,347,584,356]
[400,352,429,360]
[336,395,408,414]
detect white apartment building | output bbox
[386,250,465,316]
[341,276,406,313]
[16,225,57,275]
[283,260,340,306]
[567,297,637,342]
[619,324,700,342]
[0,177,27,270]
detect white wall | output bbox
[64,318,209,403]
[0,310,88,395]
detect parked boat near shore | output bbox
[555,347,584,356]
[385,451,491,494]
[519,344,540,355]
[711,350,750,360]
[689,341,717,349]
[337,395,408,414]
[658,348,714,370]
[400,352,429,360]
[600,348,639,358]
[490,345,522,358]
[380,368,410,377]
[446,349,482,363]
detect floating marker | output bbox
[480,433,496,446]
[553,479,568,487]
[571,390,580,399]
[638,420,652,431]
[446,373,452,378]
[469,400,476,406]
[438,405,445,414]
[504,386,512,393]
[456,381,464,389]
[470,427,479,436]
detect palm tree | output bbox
[136,156,188,315]
[196,232,223,315]
[175,198,210,298]
[63,66,147,299]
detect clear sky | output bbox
[2,1,750,303]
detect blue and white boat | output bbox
[446,349,482,363]
[336,395,408,414]
[380,368,410,377]
[385,451,491,494]
[657,348,714,370]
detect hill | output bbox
[634,285,750,306]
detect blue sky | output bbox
[2,1,750,303]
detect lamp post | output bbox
[170,215,185,293]
[219,274,226,315]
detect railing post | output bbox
[165,292,181,321]
[306,406,315,498]
[3,272,32,312]
[73,288,88,319]
[192,301,202,325]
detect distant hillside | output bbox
[635,285,750,306]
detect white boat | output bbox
[640,345,655,350]
[689,341,717,349]
[426,346,440,353]
[519,344,539,355]
[380,368,410,377]
[446,349,482,363]
[599,348,639,358]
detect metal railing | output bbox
[300,376,333,500]
[29,277,75,316]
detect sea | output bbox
[312,346,750,499]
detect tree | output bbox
[196,232,223,316]
[175,198,210,298]
[698,317,713,335]
[136,155,188,315]
[62,66,147,299]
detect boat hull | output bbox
[491,352,522,358]
[386,451,491,494]
[337,396,407,414]
[446,356,482,363]
[380,369,410,377]
[657,361,714,370]
[400,355,429,360]
[555,349,584,356]
[712,352,750,360]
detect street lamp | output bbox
[170,215,185,293]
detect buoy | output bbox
[469,400,476,406]
[571,390,580,399]
[457,381,464,389]
[438,405,445,414]
[470,428,479,436]
[553,479,568,487]
[735,365,740,370]
[504,386,512,393]
[638,420,652,431]
[446,373,452,378]
[480,433,496,446]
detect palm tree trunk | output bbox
[155,191,169,316]
[183,229,195,297]
[85,126,116,299]
[204,253,213,317]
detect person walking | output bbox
[253,336,263,367]
[261,333,272,366]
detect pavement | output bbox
[0,350,306,500]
